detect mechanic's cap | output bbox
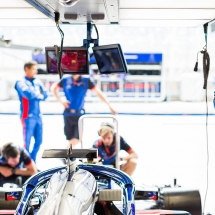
[98,122,115,137]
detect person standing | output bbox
[51,75,116,148]
[15,61,48,163]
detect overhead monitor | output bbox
[45,47,89,75]
[92,44,128,74]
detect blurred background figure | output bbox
[14,61,48,163]
[93,122,138,176]
[0,142,37,187]
[51,75,117,148]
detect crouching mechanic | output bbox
[15,61,48,162]
[0,143,37,187]
[93,122,138,176]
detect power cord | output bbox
[54,12,64,79]
[194,23,210,215]
[93,24,99,39]
[202,24,210,215]
[202,49,210,215]
[89,24,99,59]
[203,87,209,215]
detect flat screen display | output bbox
[93,44,128,74]
[45,47,89,74]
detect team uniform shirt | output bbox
[93,134,133,165]
[0,147,32,169]
[15,77,48,119]
[57,76,96,111]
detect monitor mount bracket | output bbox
[83,23,99,49]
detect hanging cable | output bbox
[54,12,64,79]
[203,86,209,215]
[202,50,210,90]
[202,23,210,215]
[194,22,210,215]
[194,51,200,72]
[89,24,99,59]
[93,24,99,39]
[202,50,210,215]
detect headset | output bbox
[2,143,19,160]
[98,122,115,136]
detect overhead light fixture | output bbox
[91,14,105,20]
[58,0,80,7]
[64,13,78,20]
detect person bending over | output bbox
[93,122,138,176]
[0,143,37,187]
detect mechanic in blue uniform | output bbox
[15,61,48,162]
[93,122,138,176]
[0,142,37,187]
[51,75,116,148]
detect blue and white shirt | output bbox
[15,77,48,119]
[57,76,95,110]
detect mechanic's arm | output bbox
[14,161,37,176]
[92,145,101,163]
[122,149,138,161]
[92,86,117,114]
[15,81,44,100]
[0,166,13,177]
[51,82,70,108]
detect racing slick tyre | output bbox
[162,188,202,215]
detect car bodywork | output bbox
[15,163,135,215]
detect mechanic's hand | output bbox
[61,100,70,108]
[93,158,102,164]
[109,106,117,115]
[0,166,13,177]
[121,156,129,161]
[37,94,45,101]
